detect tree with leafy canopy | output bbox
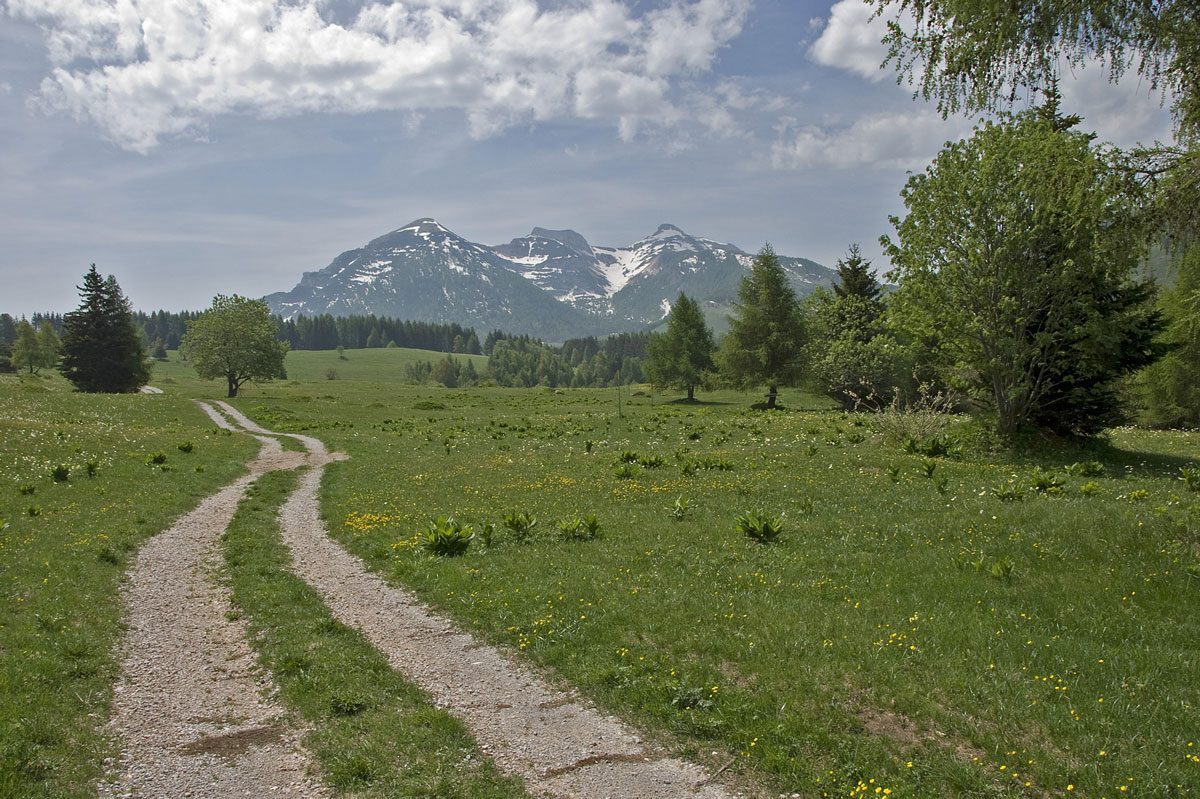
[884,108,1164,436]
[59,265,150,393]
[807,245,911,409]
[868,0,1198,241]
[721,245,807,409]
[644,293,716,401]
[11,321,42,374]
[181,295,288,398]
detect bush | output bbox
[50,465,69,482]
[177,441,194,453]
[145,452,168,466]
[421,517,473,556]
[737,509,783,543]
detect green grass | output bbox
[8,348,1199,799]
[0,372,257,798]
[172,350,1200,799]
[222,468,529,798]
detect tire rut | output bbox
[99,401,325,799]
[213,401,749,799]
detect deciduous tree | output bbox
[181,295,288,397]
[884,110,1164,436]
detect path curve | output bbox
[99,401,326,799]
[213,401,748,799]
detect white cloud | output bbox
[771,110,973,171]
[808,0,890,81]
[7,0,752,151]
[0,81,11,94]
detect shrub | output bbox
[145,452,168,466]
[737,509,783,543]
[618,450,640,463]
[502,511,537,543]
[325,368,338,380]
[50,464,69,482]
[871,380,959,447]
[615,464,636,480]
[84,460,99,477]
[637,455,666,468]
[177,441,194,453]
[421,516,473,556]
[18,484,35,496]
[1065,460,1105,477]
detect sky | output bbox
[0,0,1175,315]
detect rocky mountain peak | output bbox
[529,227,592,255]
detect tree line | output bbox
[0,310,482,366]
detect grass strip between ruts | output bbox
[221,466,531,799]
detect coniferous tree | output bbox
[721,245,807,408]
[644,293,715,401]
[60,265,150,392]
[832,244,884,305]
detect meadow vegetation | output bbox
[149,348,1200,799]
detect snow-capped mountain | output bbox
[265,218,836,339]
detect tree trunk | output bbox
[227,375,238,398]
[687,384,695,401]
[766,385,778,408]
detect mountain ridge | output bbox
[265,218,836,340]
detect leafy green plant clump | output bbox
[558,514,601,541]
[421,516,473,557]
[737,509,783,543]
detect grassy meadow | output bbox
[166,347,1199,799]
[4,345,1198,799]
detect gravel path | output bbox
[208,402,748,799]
[99,401,325,799]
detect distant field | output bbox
[186,349,1196,799]
[5,349,1199,799]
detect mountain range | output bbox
[265,218,835,340]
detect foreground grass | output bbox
[222,467,529,799]
[175,350,1200,799]
[0,373,256,798]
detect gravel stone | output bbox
[98,401,325,799]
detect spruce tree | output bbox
[60,265,150,393]
[832,243,883,305]
[644,293,715,401]
[721,245,807,408]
